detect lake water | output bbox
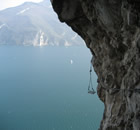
[0,46,104,130]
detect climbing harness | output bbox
[87,60,140,95]
[88,61,96,95]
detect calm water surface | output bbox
[0,46,104,130]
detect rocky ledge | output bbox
[51,0,140,130]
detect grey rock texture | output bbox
[51,0,140,130]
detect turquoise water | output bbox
[0,46,104,130]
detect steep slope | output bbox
[51,0,140,130]
[0,1,84,46]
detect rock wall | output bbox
[51,0,140,129]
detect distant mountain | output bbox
[0,0,84,46]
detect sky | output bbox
[0,0,43,10]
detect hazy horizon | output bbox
[0,0,43,11]
[0,1,104,129]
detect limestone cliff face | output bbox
[51,0,140,129]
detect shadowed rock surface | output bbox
[51,0,140,130]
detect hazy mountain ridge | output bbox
[0,1,84,46]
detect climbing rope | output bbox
[101,86,140,93]
[87,59,140,94]
[88,60,96,95]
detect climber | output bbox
[88,89,96,94]
[88,59,96,95]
